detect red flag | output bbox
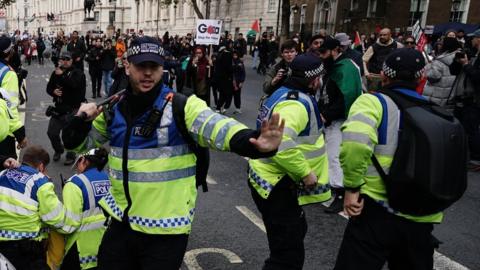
[251,20,260,33]
[353,31,361,46]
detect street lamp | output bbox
[96,0,103,34]
[292,4,299,14]
[135,0,140,33]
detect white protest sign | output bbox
[195,19,223,45]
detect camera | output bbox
[455,50,466,60]
[45,106,61,117]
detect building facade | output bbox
[3,0,281,38]
[293,0,480,37]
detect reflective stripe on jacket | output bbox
[249,87,331,205]
[340,92,443,223]
[0,165,65,241]
[59,168,110,269]
[0,62,22,135]
[72,84,249,234]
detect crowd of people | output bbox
[0,23,477,270]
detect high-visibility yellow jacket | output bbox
[340,92,443,223]
[0,165,65,241]
[249,87,331,205]
[69,86,255,235]
[58,168,110,269]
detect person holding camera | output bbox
[46,51,86,165]
[262,40,298,96]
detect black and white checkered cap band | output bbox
[127,43,165,58]
[304,64,325,78]
[382,62,424,79]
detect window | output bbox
[350,0,359,11]
[409,0,427,26]
[177,2,184,18]
[109,11,115,24]
[268,0,276,12]
[94,11,99,21]
[367,0,377,17]
[450,0,466,23]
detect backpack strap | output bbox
[172,93,209,192]
[0,64,11,84]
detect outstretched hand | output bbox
[249,113,285,153]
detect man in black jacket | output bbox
[67,31,87,71]
[101,39,116,97]
[86,38,103,98]
[46,51,86,165]
[215,42,234,113]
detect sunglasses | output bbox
[60,57,72,61]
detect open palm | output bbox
[249,113,285,153]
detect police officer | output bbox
[46,51,86,165]
[249,54,331,269]
[0,36,28,159]
[334,49,442,270]
[0,145,65,270]
[58,147,110,270]
[61,36,284,269]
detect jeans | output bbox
[90,70,102,96]
[102,70,113,96]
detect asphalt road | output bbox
[19,58,480,270]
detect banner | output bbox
[412,20,427,52]
[195,19,223,45]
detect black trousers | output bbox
[47,114,75,157]
[0,240,49,270]
[233,87,242,109]
[90,70,103,96]
[454,105,480,160]
[216,79,233,110]
[0,136,17,159]
[249,177,307,270]
[334,196,435,270]
[97,220,189,270]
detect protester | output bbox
[100,39,116,96]
[186,46,212,104]
[422,37,462,106]
[232,50,246,114]
[86,38,103,98]
[263,39,298,95]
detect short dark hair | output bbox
[281,40,297,52]
[22,146,50,167]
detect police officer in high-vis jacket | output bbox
[62,36,284,269]
[334,49,442,270]
[249,54,331,270]
[58,147,110,270]
[0,36,28,158]
[0,145,65,270]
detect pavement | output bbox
[19,58,480,270]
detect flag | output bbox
[353,31,361,47]
[251,20,260,33]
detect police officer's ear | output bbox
[38,162,47,174]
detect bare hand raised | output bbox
[249,113,285,153]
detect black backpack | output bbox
[172,93,210,192]
[371,89,467,216]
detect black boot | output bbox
[325,188,345,214]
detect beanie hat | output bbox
[288,53,325,79]
[319,38,340,52]
[382,48,425,81]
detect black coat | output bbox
[46,66,86,114]
[100,47,116,71]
